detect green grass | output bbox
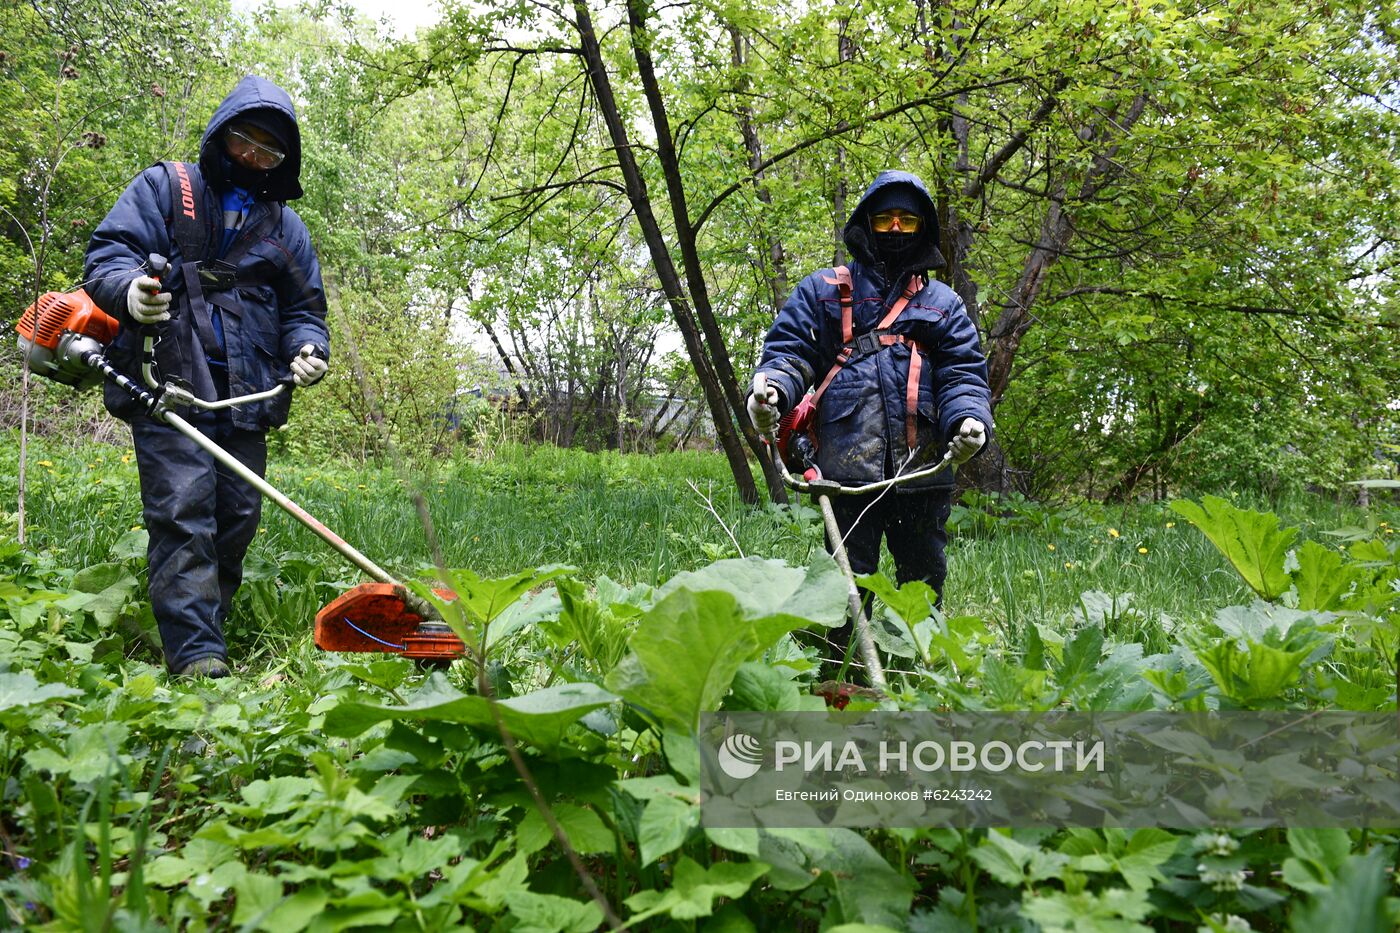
[5,431,1395,669]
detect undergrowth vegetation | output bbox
[2,436,1398,930]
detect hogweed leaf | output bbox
[1169,496,1296,600]
[1292,540,1354,611]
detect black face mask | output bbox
[872,231,923,276]
[219,154,269,193]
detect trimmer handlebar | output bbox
[763,429,955,496]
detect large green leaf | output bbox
[1192,638,1315,705]
[637,794,698,867]
[0,670,83,722]
[854,573,937,627]
[323,674,616,750]
[1289,848,1395,932]
[1292,540,1363,611]
[655,554,847,633]
[970,831,1069,887]
[606,590,754,733]
[1060,828,1179,892]
[501,891,603,933]
[407,565,574,646]
[725,662,817,712]
[1169,496,1296,600]
[1022,887,1153,932]
[609,557,846,733]
[821,829,916,927]
[624,857,769,923]
[516,803,613,857]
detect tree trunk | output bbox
[986,94,1148,407]
[572,0,761,502]
[728,25,790,313]
[483,321,531,410]
[831,16,855,268]
[626,0,786,502]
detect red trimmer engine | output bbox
[16,289,119,388]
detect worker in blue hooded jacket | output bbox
[749,170,992,671]
[84,75,330,678]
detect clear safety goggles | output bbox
[225,126,286,170]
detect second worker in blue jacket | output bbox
[749,170,993,672]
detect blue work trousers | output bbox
[817,489,953,666]
[131,417,266,671]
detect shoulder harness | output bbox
[810,265,927,452]
[157,161,284,395]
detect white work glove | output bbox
[126,275,172,324]
[289,344,328,387]
[747,373,781,435]
[949,417,986,465]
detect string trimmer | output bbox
[756,374,954,693]
[15,257,464,664]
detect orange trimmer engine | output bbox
[16,289,120,388]
[314,583,467,663]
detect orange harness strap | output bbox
[904,339,923,451]
[808,270,927,452]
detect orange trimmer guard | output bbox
[314,583,466,660]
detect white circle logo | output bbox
[717,733,763,779]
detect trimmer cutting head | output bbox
[315,583,466,662]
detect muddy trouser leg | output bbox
[132,417,227,671]
[212,429,267,629]
[884,490,953,607]
[809,491,887,672]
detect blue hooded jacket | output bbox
[755,170,992,489]
[84,75,329,430]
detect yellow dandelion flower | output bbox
[121,454,132,464]
[1047,543,1056,551]
[1166,522,1176,528]
[357,484,367,489]
[1138,546,1148,554]
[1108,528,1120,538]
[38,460,53,467]
[94,478,103,485]
[1064,561,1074,569]
[130,525,141,531]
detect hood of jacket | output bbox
[199,75,304,201]
[842,169,944,274]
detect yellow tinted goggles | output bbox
[870,210,922,233]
